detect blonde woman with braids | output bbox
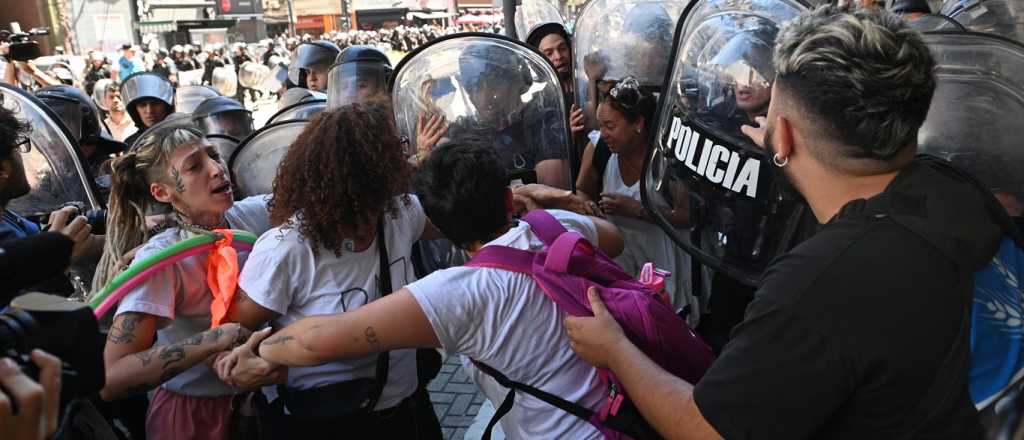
[95,120,277,440]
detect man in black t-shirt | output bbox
[563,7,996,439]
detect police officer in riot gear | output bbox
[120,72,175,147]
[326,45,392,108]
[289,40,341,92]
[35,85,127,194]
[191,95,255,141]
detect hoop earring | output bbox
[773,153,789,167]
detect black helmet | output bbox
[36,85,127,155]
[120,72,175,127]
[192,96,254,140]
[327,45,393,108]
[890,0,931,13]
[288,40,342,89]
[525,22,571,50]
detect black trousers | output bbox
[261,388,442,440]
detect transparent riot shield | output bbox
[392,33,573,190]
[229,120,308,198]
[259,63,289,93]
[206,134,241,168]
[0,83,102,217]
[239,62,271,90]
[515,0,566,40]
[212,66,239,97]
[904,13,967,32]
[176,85,220,115]
[178,69,205,86]
[942,0,1024,43]
[917,31,1024,218]
[573,0,687,124]
[266,99,327,125]
[642,0,810,286]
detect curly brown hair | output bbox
[269,102,412,256]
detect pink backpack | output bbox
[466,209,715,440]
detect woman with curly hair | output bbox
[217,102,444,439]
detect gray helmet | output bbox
[288,40,341,89]
[120,72,175,127]
[192,96,254,141]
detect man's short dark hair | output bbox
[0,107,30,160]
[413,143,508,248]
[774,6,935,171]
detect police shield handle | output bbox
[740,116,768,149]
[665,117,763,199]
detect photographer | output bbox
[0,350,62,440]
[0,107,99,299]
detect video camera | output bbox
[1,22,51,62]
[0,292,105,402]
[25,202,108,235]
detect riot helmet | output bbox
[516,0,566,41]
[526,23,573,83]
[890,0,932,13]
[121,72,175,128]
[326,45,393,108]
[260,61,290,94]
[35,85,126,156]
[91,78,117,112]
[643,0,809,286]
[175,85,220,115]
[192,96,254,141]
[288,40,341,91]
[267,94,327,124]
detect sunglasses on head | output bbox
[609,77,642,109]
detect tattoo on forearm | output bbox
[159,344,186,370]
[159,367,183,384]
[204,327,224,345]
[262,335,294,347]
[108,313,146,344]
[170,167,185,193]
[135,349,155,366]
[365,327,381,351]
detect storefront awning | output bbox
[136,18,238,33]
[137,21,177,33]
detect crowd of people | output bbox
[0,0,1023,439]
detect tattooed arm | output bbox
[100,312,250,401]
[258,289,440,366]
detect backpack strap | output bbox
[465,245,536,274]
[521,210,569,246]
[471,360,595,440]
[369,217,392,412]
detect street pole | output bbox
[287,0,296,35]
[503,0,516,39]
[340,0,350,31]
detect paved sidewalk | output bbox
[428,355,505,440]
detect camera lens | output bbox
[0,309,38,354]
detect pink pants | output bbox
[146,388,234,440]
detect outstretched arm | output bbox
[258,289,440,366]
[565,288,722,440]
[101,312,249,401]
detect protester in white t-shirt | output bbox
[247,142,625,440]
[215,104,444,439]
[95,122,276,440]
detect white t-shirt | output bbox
[407,209,605,440]
[238,195,424,411]
[115,195,272,397]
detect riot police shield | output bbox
[573,0,687,120]
[941,0,1024,42]
[175,85,221,115]
[391,33,574,190]
[238,61,271,90]
[642,0,809,286]
[259,62,289,93]
[266,98,327,125]
[206,134,241,166]
[212,66,239,97]
[904,13,967,32]
[917,31,1024,218]
[229,120,308,198]
[515,0,565,41]
[0,83,102,218]
[178,69,205,86]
